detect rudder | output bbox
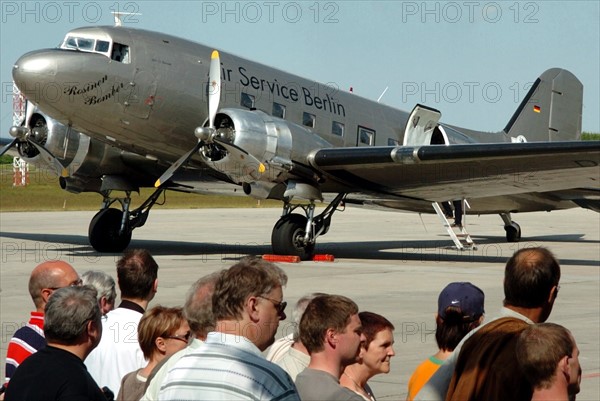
[504,68,582,142]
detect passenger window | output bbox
[358,127,375,146]
[241,93,255,109]
[272,102,286,118]
[303,112,316,128]
[332,121,344,137]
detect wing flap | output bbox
[308,141,600,201]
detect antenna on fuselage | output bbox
[112,11,141,26]
[377,86,389,103]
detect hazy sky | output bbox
[1,0,599,137]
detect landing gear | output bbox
[500,213,521,242]
[271,193,345,260]
[272,214,314,260]
[504,222,522,242]
[89,208,132,252]
[88,187,166,253]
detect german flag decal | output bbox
[533,105,541,113]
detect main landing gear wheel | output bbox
[272,214,315,261]
[89,208,132,252]
[504,221,522,242]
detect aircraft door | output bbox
[403,104,442,146]
[124,70,157,119]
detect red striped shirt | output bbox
[4,312,46,384]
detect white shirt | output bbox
[85,307,145,395]
[275,346,310,382]
[140,337,204,401]
[159,332,300,401]
[266,333,294,362]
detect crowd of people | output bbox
[1,246,583,401]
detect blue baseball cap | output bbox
[438,282,485,320]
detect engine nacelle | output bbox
[17,102,147,193]
[201,108,332,186]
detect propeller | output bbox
[0,138,18,157]
[211,138,266,181]
[155,50,221,188]
[1,126,68,177]
[29,140,69,177]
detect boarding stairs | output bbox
[432,201,476,251]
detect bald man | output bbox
[3,260,81,389]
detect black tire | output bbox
[89,208,132,252]
[504,222,521,242]
[272,214,315,260]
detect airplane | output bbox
[3,24,599,259]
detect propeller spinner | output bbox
[2,125,68,177]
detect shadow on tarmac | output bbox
[2,231,598,266]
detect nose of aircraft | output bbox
[12,50,58,91]
[12,50,57,103]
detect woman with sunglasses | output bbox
[117,306,190,401]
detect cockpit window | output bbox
[111,43,130,63]
[60,35,129,63]
[95,40,110,53]
[65,37,77,49]
[76,38,94,51]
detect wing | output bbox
[308,141,600,202]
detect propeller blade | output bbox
[0,138,18,157]
[154,141,202,188]
[29,140,68,177]
[213,138,266,181]
[154,49,222,188]
[208,50,221,129]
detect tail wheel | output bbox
[272,214,315,260]
[89,208,132,252]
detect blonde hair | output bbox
[138,305,185,360]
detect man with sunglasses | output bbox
[2,260,80,393]
[159,257,300,401]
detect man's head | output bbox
[503,247,561,321]
[184,271,223,339]
[516,323,581,397]
[299,294,364,366]
[212,257,288,350]
[28,260,81,311]
[81,270,117,315]
[116,249,159,301]
[44,286,102,355]
[289,292,326,341]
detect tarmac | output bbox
[1,207,599,400]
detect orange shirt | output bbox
[407,356,444,401]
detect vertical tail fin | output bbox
[504,68,582,142]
